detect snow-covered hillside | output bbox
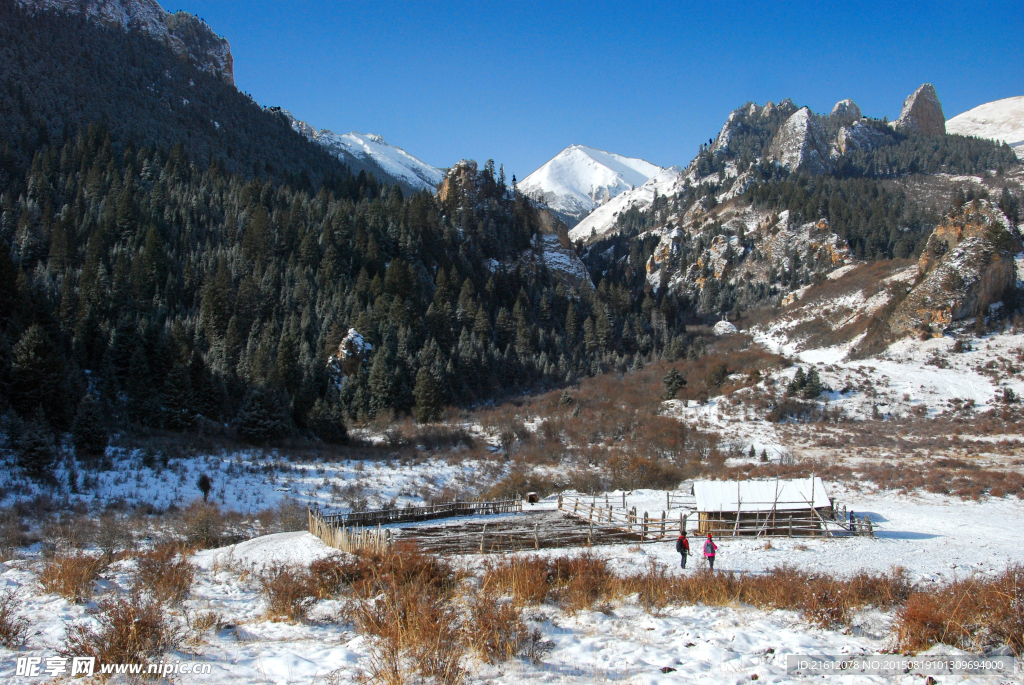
[518,145,662,223]
[284,113,443,192]
[568,166,684,242]
[947,96,1024,159]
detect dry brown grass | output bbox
[39,553,106,603]
[134,544,196,605]
[353,578,466,685]
[466,594,546,664]
[894,565,1024,655]
[482,555,910,626]
[259,565,318,623]
[62,593,182,669]
[0,589,28,647]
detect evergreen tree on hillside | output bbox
[663,368,687,400]
[18,409,56,482]
[413,367,444,423]
[72,393,108,461]
[236,386,289,443]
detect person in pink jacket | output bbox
[703,533,718,571]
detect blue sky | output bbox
[178,1,1023,180]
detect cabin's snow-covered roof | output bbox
[693,477,830,513]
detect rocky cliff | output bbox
[890,200,1019,335]
[893,83,945,136]
[768,107,830,175]
[18,0,233,84]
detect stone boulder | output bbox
[890,200,1019,335]
[893,84,945,136]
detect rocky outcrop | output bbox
[890,201,1019,335]
[835,120,892,155]
[830,99,862,124]
[328,329,372,377]
[17,0,233,84]
[436,160,479,203]
[768,108,830,174]
[893,84,945,136]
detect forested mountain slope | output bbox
[0,0,399,191]
[0,1,702,480]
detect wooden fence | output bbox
[314,498,522,529]
[308,498,524,552]
[558,493,685,542]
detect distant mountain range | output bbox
[517,145,662,224]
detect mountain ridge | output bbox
[282,112,444,193]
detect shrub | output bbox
[62,594,182,668]
[39,554,105,603]
[259,565,318,622]
[0,589,28,647]
[894,566,1024,655]
[353,577,465,685]
[181,501,225,548]
[466,594,546,663]
[0,509,26,561]
[135,544,195,605]
[95,513,134,560]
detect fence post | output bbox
[622,492,626,509]
[480,523,487,554]
[558,493,563,510]
[643,511,648,538]
[788,516,793,537]
[534,523,539,550]
[661,511,666,538]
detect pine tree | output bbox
[11,324,67,425]
[162,363,195,429]
[413,366,443,423]
[127,345,158,425]
[18,409,56,482]
[663,368,687,399]
[197,473,212,502]
[236,386,289,443]
[72,393,107,461]
[307,397,349,444]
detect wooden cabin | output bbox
[692,477,834,537]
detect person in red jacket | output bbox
[675,530,690,568]
[703,533,718,571]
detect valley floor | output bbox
[2,487,1022,684]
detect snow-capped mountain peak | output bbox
[518,145,663,223]
[283,112,443,192]
[946,96,1024,159]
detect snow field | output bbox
[3,488,1022,684]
